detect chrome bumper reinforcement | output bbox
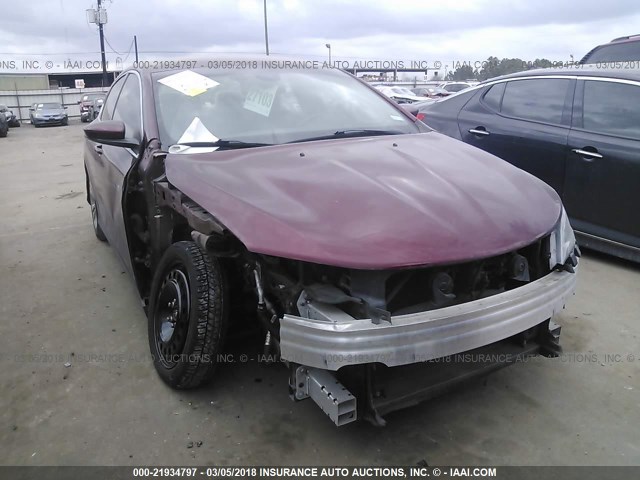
[280,269,577,370]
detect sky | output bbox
[1,0,639,75]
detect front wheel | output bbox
[148,241,228,389]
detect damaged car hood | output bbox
[165,132,561,269]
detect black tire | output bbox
[62,118,68,126]
[10,120,20,128]
[148,241,227,389]
[89,187,107,242]
[0,127,6,138]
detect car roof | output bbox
[481,66,640,84]
[608,33,640,43]
[579,35,640,63]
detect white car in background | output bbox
[374,85,426,104]
[439,81,475,93]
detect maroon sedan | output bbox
[83,64,579,426]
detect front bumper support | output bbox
[280,269,577,370]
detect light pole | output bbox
[325,43,331,66]
[263,0,270,55]
[87,1,108,86]
[97,0,108,86]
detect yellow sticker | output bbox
[158,71,220,97]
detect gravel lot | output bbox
[0,122,638,466]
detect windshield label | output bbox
[176,117,219,144]
[243,85,278,117]
[158,71,220,97]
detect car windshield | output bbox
[38,103,62,109]
[153,68,419,147]
[445,84,469,92]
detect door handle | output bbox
[571,148,603,160]
[94,144,103,155]
[469,128,490,136]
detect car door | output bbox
[563,78,640,248]
[86,73,144,275]
[102,73,144,274]
[85,76,126,245]
[457,78,575,195]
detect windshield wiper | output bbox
[289,129,404,143]
[170,140,273,150]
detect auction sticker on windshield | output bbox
[243,85,278,117]
[158,70,220,97]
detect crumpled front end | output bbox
[270,211,579,426]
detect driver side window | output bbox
[112,74,142,142]
[101,76,125,121]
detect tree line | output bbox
[445,57,560,81]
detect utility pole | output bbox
[326,43,331,66]
[134,35,139,63]
[263,0,269,55]
[97,0,108,87]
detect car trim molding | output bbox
[472,75,640,92]
[280,268,577,370]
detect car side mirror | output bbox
[84,120,140,149]
[77,101,81,104]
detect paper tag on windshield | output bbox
[177,117,219,144]
[158,71,220,97]
[243,85,278,117]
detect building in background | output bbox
[0,71,119,92]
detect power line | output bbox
[104,35,134,58]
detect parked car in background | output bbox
[374,85,426,103]
[29,103,68,127]
[400,98,436,118]
[439,81,473,93]
[0,111,8,137]
[0,104,20,127]
[79,93,106,122]
[83,64,578,426]
[87,96,105,121]
[418,67,640,262]
[411,86,451,98]
[580,34,640,64]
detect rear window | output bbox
[582,80,640,140]
[481,82,505,111]
[500,79,570,124]
[582,41,640,63]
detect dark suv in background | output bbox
[78,93,106,122]
[0,110,8,137]
[0,104,20,128]
[417,67,640,262]
[580,34,640,63]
